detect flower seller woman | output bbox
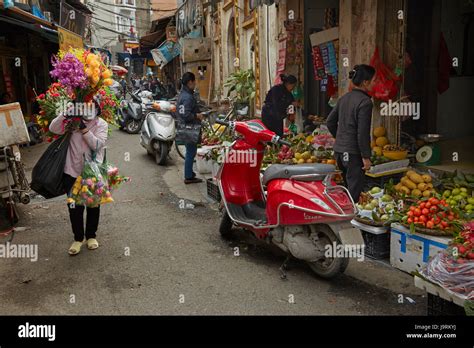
[49,99,108,255]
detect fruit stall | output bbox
[353,166,474,314]
[201,119,473,313]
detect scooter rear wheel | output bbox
[219,212,233,240]
[125,120,141,134]
[306,226,349,279]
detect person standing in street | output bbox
[326,64,376,202]
[120,76,127,96]
[49,99,109,255]
[176,72,204,184]
[261,74,298,137]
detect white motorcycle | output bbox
[140,100,177,165]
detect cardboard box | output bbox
[0,103,30,147]
[390,223,451,274]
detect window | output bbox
[244,0,257,21]
[115,0,136,6]
[115,10,135,33]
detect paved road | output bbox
[0,129,426,315]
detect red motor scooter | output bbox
[215,119,363,279]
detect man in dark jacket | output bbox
[177,72,204,184]
[326,64,376,202]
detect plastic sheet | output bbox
[421,249,474,300]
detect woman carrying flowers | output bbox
[45,49,114,255]
[49,102,108,255]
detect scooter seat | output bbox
[262,163,336,185]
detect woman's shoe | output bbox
[68,241,84,256]
[87,238,99,250]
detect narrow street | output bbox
[1,129,425,315]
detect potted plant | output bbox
[224,69,256,118]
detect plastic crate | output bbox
[206,178,221,202]
[427,294,465,316]
[367,159,410,175]
[351,219,390,259]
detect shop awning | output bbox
[0,2,56,30]
[116,52,149,60]
[0,14,58,43]
[140,14,174,53]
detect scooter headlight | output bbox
[156,115,173,127]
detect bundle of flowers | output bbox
[103,164,130,190]
[36,82,72,141]
[67,159,114,208]
[35,48,117,141]
[97,87,119,127]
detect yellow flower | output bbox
[102,69,112,79]
[85,54,95,64]
[103,78,113,86]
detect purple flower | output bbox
[50,53,88,93]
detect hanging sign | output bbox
[58,27,83,51]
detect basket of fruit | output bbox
[356,190,398,227]
[401,197,464,237]
[382,145,408,160]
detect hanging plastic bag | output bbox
[30,133,71,199]
[67,156,113,208]
[3,0,14,9]
[369,47,400,101]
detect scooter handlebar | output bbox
[215,119,229,126]
[278,139,292,147]
[215,120,292,147]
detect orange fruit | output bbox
[373,126,386,138]
[375,136,389,147]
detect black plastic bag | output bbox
[30,133,71,199]
[176,120,201,145]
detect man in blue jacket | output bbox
[177,72,204,184]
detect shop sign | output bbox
[58,27,84,51]
[59,0,89,38]
[124,42,139,54]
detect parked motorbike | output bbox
[117,89,146,134]
[140,100,177,165]
[0,145,30,239]
[215,119,362,279]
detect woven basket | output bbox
[355,216,388,228]
[401,223,454,237]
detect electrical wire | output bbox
[95,0,177,12]
[90,22,157,45]
[88,2,175,25]
[91,15,151,31]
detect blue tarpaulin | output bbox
[150,40,181,69]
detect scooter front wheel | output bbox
[306,226,349,279]
[219,212,233,240]
[155,142,169,165]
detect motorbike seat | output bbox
[262,163,336,185]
